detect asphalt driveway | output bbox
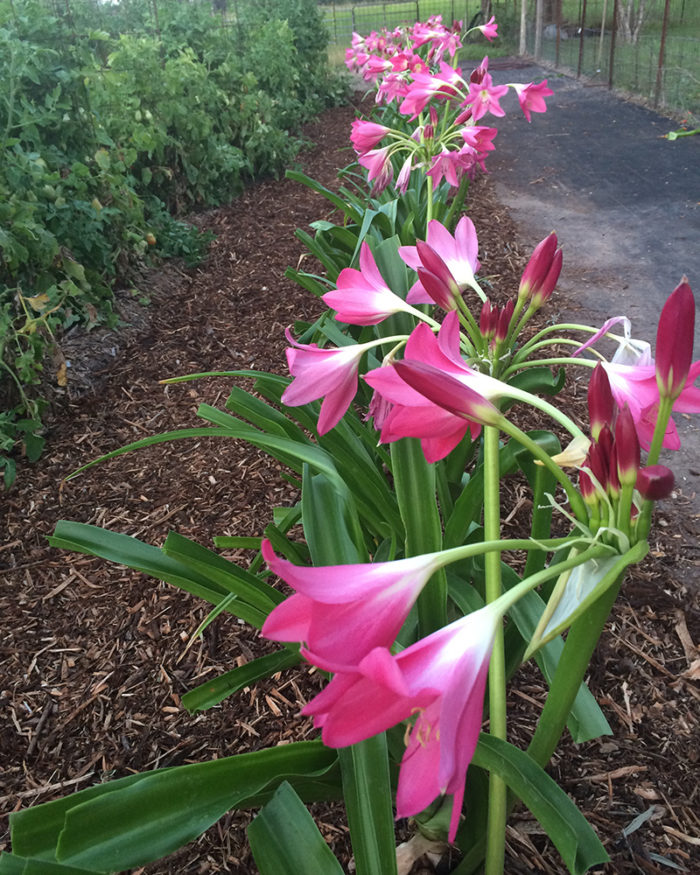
[489,60,700,515]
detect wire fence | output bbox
[322,0,700,122]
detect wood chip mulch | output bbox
[1,94,699,875]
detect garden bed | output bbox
[1,96,698,874]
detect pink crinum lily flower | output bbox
[399,61,465,118]
[323,242,425,326]
[574,281,700,450]
[509,80,554,122]
[302,603,503,842]
[281,329,372,434]
[399,217,481,305]
[359,146,393,194]
[365,312,503,461]
[465,71,509,122]
[350,119,391,154]
[261,540,447,673]
[478,15,499,42]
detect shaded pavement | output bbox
[489,60,700,517]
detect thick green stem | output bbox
[499,384,586,442]
[646,395,673,466]
[483,426,507,875]
[391,439,447,636]
[501,355,596,379]
[426,176,434,229]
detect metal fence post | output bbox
[608,0,618,89]
[534,0,543,59]
[654,0,672,107]
[577,0,587,78]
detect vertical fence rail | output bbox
[654,0,672,106]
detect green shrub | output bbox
[0,0,349,485]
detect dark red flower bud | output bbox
[417,268,457,311]
[636,465,675,501]
[518,233,561,307]
[588,363,615,441]
[614,404,640,486]
[579,467,597,503]
[480,300,493,338]
[496,300,514,341]
[656,278,695,401]
[587,442,609,493]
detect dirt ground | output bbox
[1,95,699,874]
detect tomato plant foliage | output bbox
[0,0,347,485]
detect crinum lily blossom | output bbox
[261,540,447,672]
[399,217,481,304]
[573,283,700,450]
[281,329,373,434]
[302,603,503,842]
[365,312,502,461]
[322,242,425,326]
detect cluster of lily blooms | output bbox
[345,15,554,192]
[252,14,699,844]
[268,204,697,838]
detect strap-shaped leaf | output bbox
[225,386,309,443]
[182,648,300,713]
[0,856,98,874]
[285,169,363,225]
[162,531,282,611]
[64,427,233,480]
[390,438,447,636]
[248,782,345,875]
[470,735,609,875]
[302,467,366,565]
[196,403,346,487]
[11,743,340,873]
[49,522,256,619]
[338,739,398,875]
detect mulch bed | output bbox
[2,94,699,875]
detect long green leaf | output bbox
[64,428,233,480]
[181,648,300,713]
[248,782,345,875]
[338,739,398,875]
[302,467,366,565]
[162,531,282,611]
[285,170,363,225]
[469,735,609,875]
[390,438,447,635]
[0,856,98,874]
[225,386,309,442]
[11,743,339,873]
[196,403,344,485]
[300,471,397,875]
[50,522,231,609]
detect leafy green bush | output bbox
[0,0,349,485]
